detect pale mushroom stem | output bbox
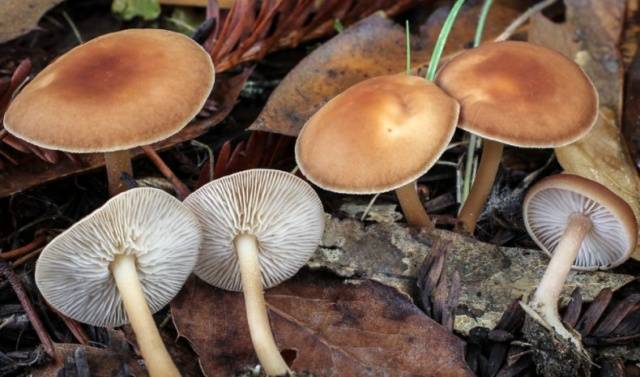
[104,150,133,196]
[457,139,504,233]
[530,213,592,344]
[235,234,290,376]
[395,182,434,231]
[111,254,181,377]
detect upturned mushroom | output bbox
[295,74,459,229]
[436,41,598,233]
[3,29,215,196]
[36,188,201,377]
[521,174,636,374]
[184,169,324,376]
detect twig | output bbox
[191,140,215,181]
[141,145,191,200]
[50,305,90,345]
[0,261,55,357]
[494,0,557,42]
[360,193,381,221]
[61,11,84,44]
[12,247,44,267]
[0,235,46,260]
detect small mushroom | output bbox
[184,169,324,376]
[295,74,459,229]
[522,174,636,367]
[36,188,201,377]
[436,41,598,233]
[3,29,215,196]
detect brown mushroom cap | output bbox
[435,41,598,148]
[295,74,459,194]
[523,174,637,270]
[4,29,215,153]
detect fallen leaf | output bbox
[172,272,473,377]
[528,0,640,260]
[111,0,161,21]
[308,214,635,335]
[33,341,143,377]
[0,0,63,43]
[249,3,523,136]
[248,12,417,137]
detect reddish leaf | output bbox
[214,140,233,178]
[172,272,473,377]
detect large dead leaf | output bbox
[528,0,640,260]
[0,0,63,43]
[249,4,523,136]
[172,272,473,377]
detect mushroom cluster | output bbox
[10,11,636,377]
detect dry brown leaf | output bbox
[249,3,523,136]
[0,0,63,43]
[528,0,640,260]
[171,272,473,377]
[249,12,414,137]
[32,342,143,377]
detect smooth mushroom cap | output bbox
[295,74,460,194]
[4,29,215,153]
[435,41,598,148]
[523,174,637,271]
[35,188,201,327]
[184,169,325,291]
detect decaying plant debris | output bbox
[1,0,640,376]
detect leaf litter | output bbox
[2,0,640,376]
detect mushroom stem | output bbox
[235,234,290,376]
[111,254,180,377]
[531,213,592,343]
[395,182,434,230]
[104,150,133,196]
[457,139,504,233]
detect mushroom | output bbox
[295,74,459,229]
[3,29,215,196]
[522,174,636,352]
[36,188,201,377]
[435,41,598,233]
[184,169,324,376]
